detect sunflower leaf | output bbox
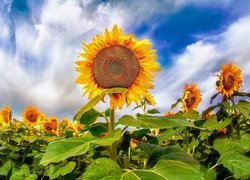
[171,98,182,109]
[40,130,121,166]
[118,115,197,129]
[236,100,250,118]
[210,92,220,104]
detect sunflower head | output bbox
[12,121,22,131]
[0,106,12,128]
[182,84,202,113]
[75,25,160,109]
[217,63,242,98]
[60,118,69,128]
[73,122,83,132]
[164,111,175,117]
[22,106,42,126]
[42,117,58,134]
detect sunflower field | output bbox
[1,25,250,180]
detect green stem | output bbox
[235,118,241,140]
[230,122,235,140]
[109,108,117,162]
[184,128,190,153]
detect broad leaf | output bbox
[83,158,206,180]
[185,110,199,120]
[220,151,250,179]
[0,160,12,176]
[213,134,250,155]
[157,127,185,142]
[79,108,103,126]
[83,158,123,180]
[146,145,200,169]
[40,130,121,166]
[147,109,160,114]
[47,161,76,179]
[118,115,192,129]
[237,100,250,118]
[202,115,232,132]
[10,164,37,180]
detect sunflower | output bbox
[182,84,202,113]
[164,111,175,117]
[42,117,58,134]
[217,63,242,98]
[75,25,160,109]
[0,106,12,127]
[22,106,42,126]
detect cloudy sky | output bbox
[0,0,250,119]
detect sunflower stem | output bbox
[109,107,117,162]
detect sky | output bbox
[0,0,250,119]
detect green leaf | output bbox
[237,100,250,118]
[0,160,11,176]
[171,98,182,109]
[233,91,250,97]
[157,127,185,142]
[131,129,151,139]
[90,129,121,146]
[147,145,200,169]
[75,87,128,120]
[47,161,76,179]
[185,110,199,120]
[220,151,250,179]
[83,158,206,180]
[118,115,193,129]
[202,103,220,117]
[88,123,108,137]
[40,136,93,166]
[210,92,220,103]
[10,164,37,180]
[83,158,123,180]
[104,108,110,117]
[79,108,103,126]
[202,115,232,132]
[213,134,250,155]
[40,130,121,166]
[147,109,160,114]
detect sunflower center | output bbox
[44,123,53,131]
[93,45,139,88]
[185,94,196,108]
[27,112,37,122]
[223,75,234,90]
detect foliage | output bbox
[1,76,250,180]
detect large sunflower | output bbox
[217,63,242,98]
[182,84,202,113]
[22,106,42,126]
[75,25,160,109]
[0,106,12,128]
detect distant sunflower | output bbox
[217,64,242,98]
[182,84,202,113]
[42,117,58,133]
[164,111,175,117]
[0,106,12,127]
[22,106,41,126]
[75,25,160,109]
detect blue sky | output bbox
[0,0,250,119]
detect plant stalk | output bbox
[109,107,117,162]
